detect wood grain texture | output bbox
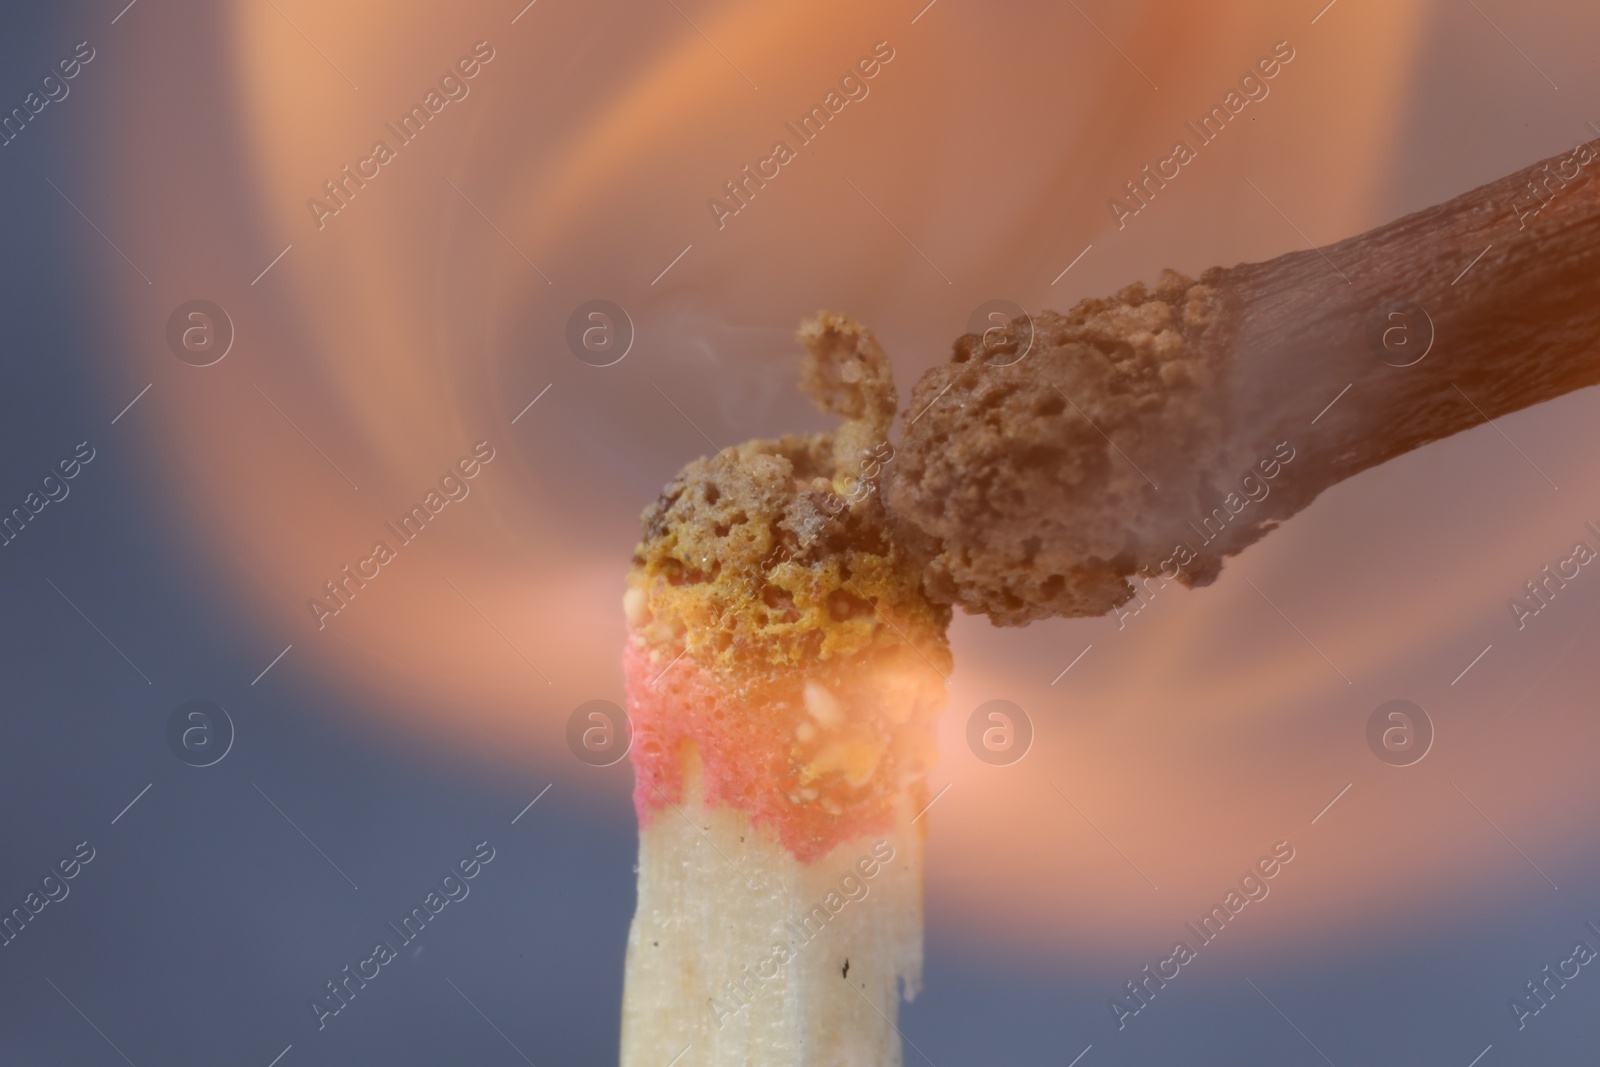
[1178,137,1600,566]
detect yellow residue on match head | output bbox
[626,312,950,684]
[804,734,885,789]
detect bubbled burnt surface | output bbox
[628,312,949,682]
[888,270,1239,625]
[624,313,950,860]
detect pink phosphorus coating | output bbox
[623,639,901,864]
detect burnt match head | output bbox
[884,140,1600,627]
[887,271,1246,625]
[629,313,949,681]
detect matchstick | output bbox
[890,138,1600,623]
[615,139,1600,1065]
[619,314,950,1066]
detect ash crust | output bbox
[886,270,1241,625]
[630,313,949,678]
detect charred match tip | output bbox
[625,311,951,861]
[889,138,1600,625]
[628,311,948,683]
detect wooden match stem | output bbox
[1204,138,1600,556]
